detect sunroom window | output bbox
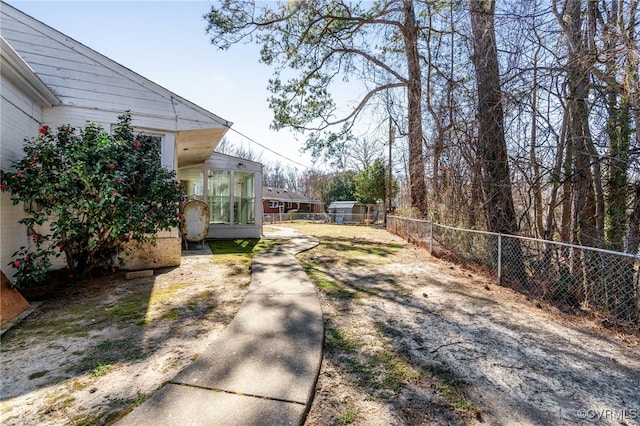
[179,168,204,201]
[208,170,230,224]
[234,171,255,224]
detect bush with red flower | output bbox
[0,112,185,288]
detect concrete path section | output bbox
[118,229,323,426]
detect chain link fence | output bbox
[264,212,381,225]
[387,215,640,329]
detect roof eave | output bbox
[1,36,60,107]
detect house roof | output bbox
[0,1,231,166]
[263,187,323,204]
[1,35,60,107]
[328,201,358,209]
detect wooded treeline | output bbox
[206,0,639,254]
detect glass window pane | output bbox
[234,171,255,224]
[208,170,230,224]
[179,168,204,201]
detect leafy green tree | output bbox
[0,113,184,288]
[354,158,396,205]
[327,170,357,203]
[205,0,429,217]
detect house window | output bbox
[269,201,278,209]
[234,171,255,224]
[208,170,230,224]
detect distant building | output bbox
[263,187,324,214]
[328,201,379,224]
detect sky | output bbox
[5,0,322,169]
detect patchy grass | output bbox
[209,238,288,275]
[424,363,478,414]
[131,392,151,407]
[91,364,111,377]
[297,224,409,302]
[298,222,480,423]
[287,223,404,266]
[75,339,140,375]
[324,324,423,397]
[304,263,359,299]
[325,327,364,352]
[209,238,285,256]
[337,396,357,425]
[0,244,256,426]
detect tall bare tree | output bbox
[205,0,429,216]
[469,0,518,234]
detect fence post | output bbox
[497,233,502,286]
[405,217,409,240]
[429,219,433,255]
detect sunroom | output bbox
[178,152,263,239]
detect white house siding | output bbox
[1,2,241,278]
[1,66,43,281]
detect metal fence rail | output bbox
[264,212,381,225]
[387,215,640,329]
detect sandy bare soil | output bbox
[2,224,639,426]
[0,246,249,425]
[292,224,640,426]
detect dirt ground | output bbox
[1,224,640,426]
[0,246,250,425]
[290,223,640,426]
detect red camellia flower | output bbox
[32,152,38,158]
[134,141,142,147]
[57,243,64,249]
[17,173,24,179]
[0,185,6,191]
[109,164,115,170]
[116,178,122,183]
[64,126,70,132]
[39,125,49,134]
[32,234,39,241]
[112,191,117,195]
[24,256,30,261]
[13,260,20,267]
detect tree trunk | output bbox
[403,0,428,218]
[469,0,517,234]
[469,0,526,293]
[566,0,599,248]
[530,42,544,239]
[424,3,444,202]
[560,115,573,244]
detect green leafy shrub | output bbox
[1,112,184,288]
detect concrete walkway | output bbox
[117,228,323,426]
